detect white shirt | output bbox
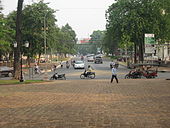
[111,67,117,75]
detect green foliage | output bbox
[22,1,57,57]
[0,40,11,53]
[0,13,14,59]
[0,0,77,67]
[77,30,105,55]
[89,30,105,54]
[104,0,170,61]
[59,23,77,54]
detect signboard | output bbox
[144,34,155,53]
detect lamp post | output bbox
[43,9,59,80]
[43,12,49,80]
[14,41,29,82]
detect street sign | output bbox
[144,34,155,53]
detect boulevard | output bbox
[47,56,170,80]
[1,56,170,81]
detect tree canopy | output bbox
[104,0,170,62]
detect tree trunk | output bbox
[13,0,24,79]
[139,42,144,62]
[38,53,41,65]
[138,36,144,63]
[27,55,31,68]
[134,43,137,63]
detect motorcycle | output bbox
[125,70,142,79]
[80,70,95,79]
[141,70,157,78]
[125,69,158,79]
[50,73,66,80]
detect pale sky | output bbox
[1,0,115,39]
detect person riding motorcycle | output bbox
[85,65,93,76]
[66,61,70,68]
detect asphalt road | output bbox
[47,57,129,80]
[47,57,170,80]
[0,56,170,80]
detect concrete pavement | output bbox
[0,79,170,128]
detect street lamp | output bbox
[14,41,29,82]
[43,9,59,80]
[43,9,59,61]
[43,12,49,80]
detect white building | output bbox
[157,43,170,63]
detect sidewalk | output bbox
[0,79,169,128]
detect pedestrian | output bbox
[34,64,40,74]
[110,65,118,83]
[60,61,63,68]
[53,64,57,72]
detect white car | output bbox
[74,61,85,69]
[87,56,94,62]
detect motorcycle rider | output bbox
[66,61,70,68]
[53,64,57,72]
[85,65,92,76]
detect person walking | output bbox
[111,66,118,83]
[34,64,40,74]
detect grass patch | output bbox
[0,80,45,85]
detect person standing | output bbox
[111,66,118,83]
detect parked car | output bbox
[74,61,85,69]
[94,56,103,64]
[0,66,14,77]
[87,56,94,62]
[40,57,46,63]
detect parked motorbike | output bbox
[125,69,157,79]
[80,70,95,79]
[50,73,66,80]
[125,70,142,79]
[141,70,157,78]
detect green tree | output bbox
[0,2,12,61]
[105,0,168,63]
[89,30,105,54]
[60,23,77,56]
[22,1,57,65]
